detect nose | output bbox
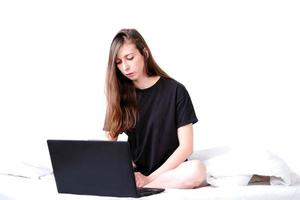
[122,61,129,71]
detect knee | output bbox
[183,160,207,188]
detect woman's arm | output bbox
[149,123,193,180]
[135,123,193,187]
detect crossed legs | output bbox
[145,160,207,189]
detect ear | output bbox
[143,48,149,59]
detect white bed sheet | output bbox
[1,174,300,200]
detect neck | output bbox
[133,75,160,90]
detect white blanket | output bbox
[1,146,293,188]
[190,146,292,187]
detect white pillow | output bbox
[189,146,292,186]
[0,160,52,179]
[0,144,52,179]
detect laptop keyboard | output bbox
[137,187,165,197]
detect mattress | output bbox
[1,174,300,200]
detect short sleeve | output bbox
[175,84,198,128]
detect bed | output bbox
[1,174,300,200]
[1,146,300,200]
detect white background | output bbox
[0,1,299,174]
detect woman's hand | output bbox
[134,172,151,188]
[105,131,118,141]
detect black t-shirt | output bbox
[125,77,198,176]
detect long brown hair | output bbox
[104,29,170,138]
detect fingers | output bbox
[135,172,141,187]
[132,161,136,168]
[134,172,150,188]
[134,172,144,188]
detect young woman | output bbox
[103,29,206,189]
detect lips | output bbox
[126,72,134,77]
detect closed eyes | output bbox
[115,55,134,65]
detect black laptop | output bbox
[47,140,165,198]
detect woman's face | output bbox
[115,42,147,82]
